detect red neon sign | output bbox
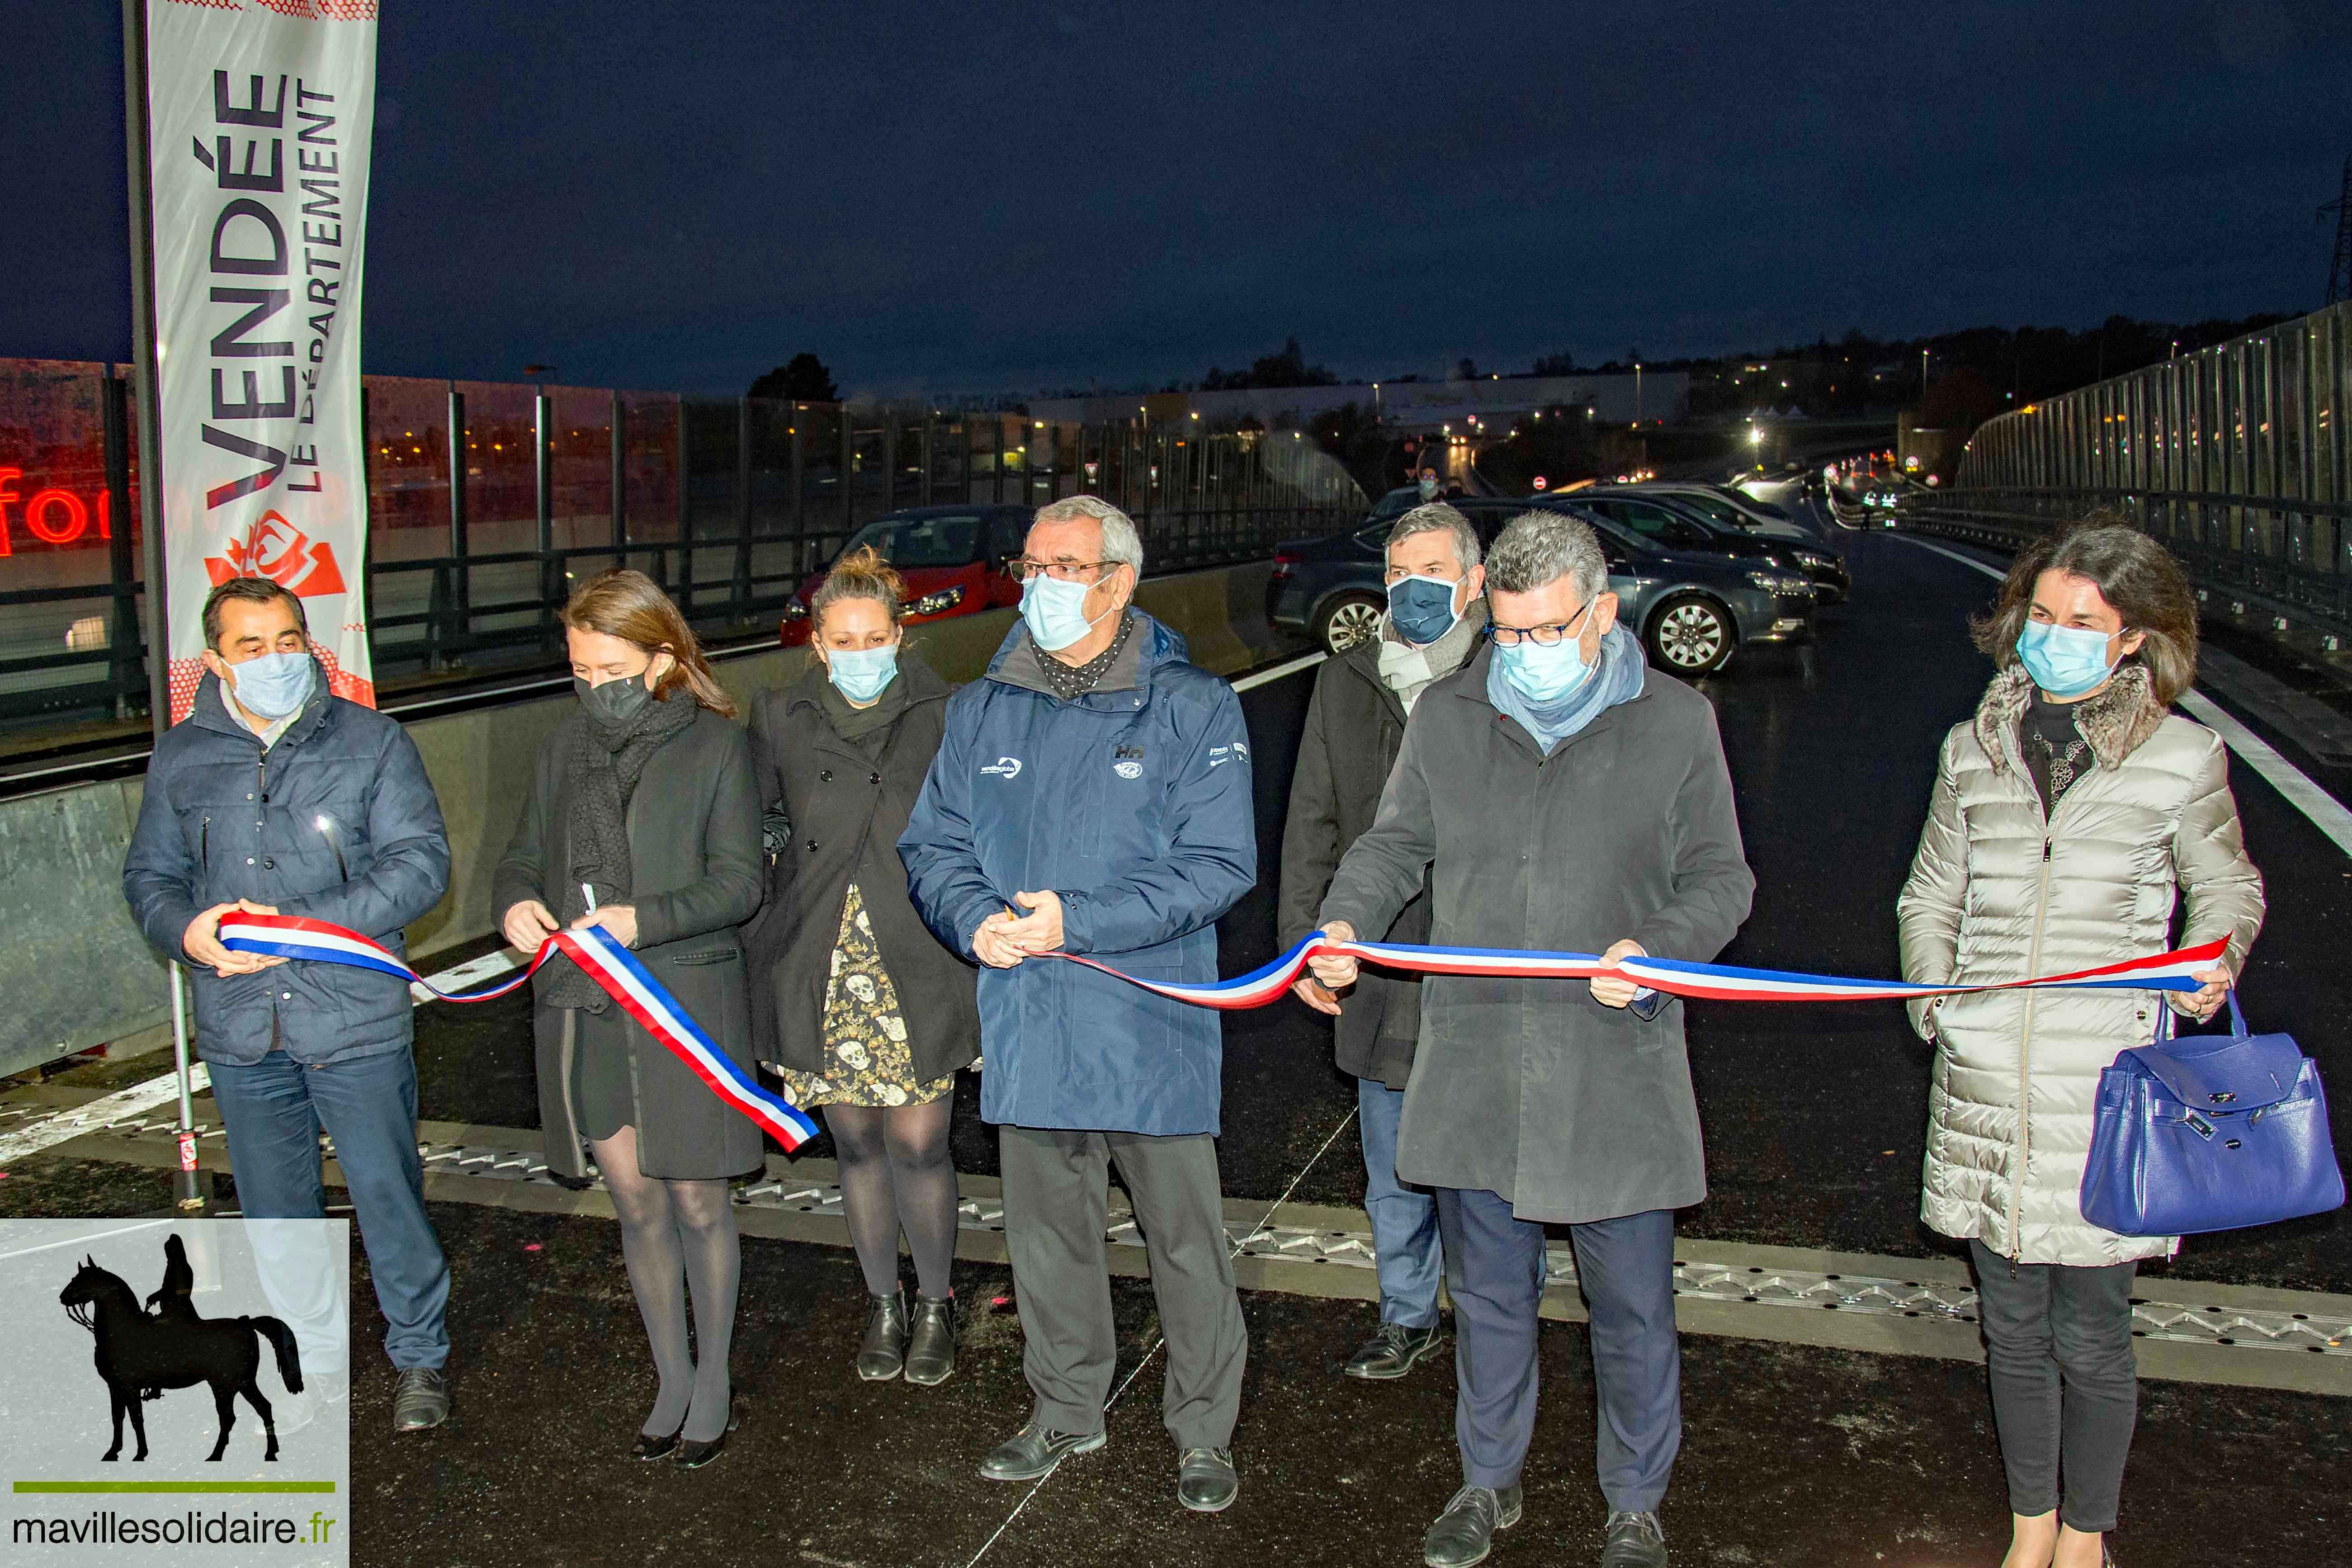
[0,466,114,555]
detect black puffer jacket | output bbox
[122,665,450,1067]
[744,655,979,1086]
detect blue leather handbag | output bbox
[2080,992,2345,1237]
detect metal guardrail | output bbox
[1905,488,2352,652]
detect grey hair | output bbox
[1485,510,1607,603]
[1033,495,1146,577]
[1385,501,1482,570]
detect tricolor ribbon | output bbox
[1046,932,2231,1010]
[218,912,820,1151]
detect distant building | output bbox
[1028,369,1689,432]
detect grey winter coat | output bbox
[1898,664,2265,1266]
[492,704,766,1181]
[1318,640,1755,1223]
[742,656,980,1085]
[121,665,450,1067]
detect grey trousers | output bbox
[1436,1188,1681,1509]
[999,1124,1248,1450]
[1969,1239,2139,1532]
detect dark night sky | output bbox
[10,2,2348,398]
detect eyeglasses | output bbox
[1488,598,1597,647]
[1007,557,1121,584]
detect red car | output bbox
[779,504,1033,646]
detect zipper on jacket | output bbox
[2008,832,2053,1261]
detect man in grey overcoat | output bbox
[1312,511,1754,1568]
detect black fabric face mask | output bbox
[575,672,654,725]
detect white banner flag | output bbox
[145,0,378,722]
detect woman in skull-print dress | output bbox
[743,546,980,1386]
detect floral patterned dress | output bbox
[772,883,957,1109]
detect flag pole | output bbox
[121,0,204,1215]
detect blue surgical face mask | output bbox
[1417,475,1440,501]
[1492,635,1595,704]
[1020,573,1114,652]
[227,649,314,720]
[1386,573,1462,646]
[2016,619,2117,698]
[826,643,899,704]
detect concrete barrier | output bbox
[4,560,1300,1074]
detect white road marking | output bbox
[1893,534,2352,859]
[0,1066,212,1167]
[1229,649,1327,692]
[410,947,524,1004]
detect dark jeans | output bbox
[1969,1239,2139,1532]
[208,1046,451,1371]
[1435,1189,1680,1509]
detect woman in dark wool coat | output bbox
[746,546,980,1387]
[494,570,764,1469]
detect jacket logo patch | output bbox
[981,756,1023,780]
[1114,743,1145,759]
[1208,744,1245,768]
[1113,760,1143,779]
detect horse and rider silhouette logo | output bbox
[57,1234,304,1463]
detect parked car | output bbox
[777,504,1031,646]
[1584,488,1849,604]
[1268,496,1812,674]
[1625,481,1823,541]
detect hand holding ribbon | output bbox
[218,911,818,1151]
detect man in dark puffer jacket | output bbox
[123,577,453,1431]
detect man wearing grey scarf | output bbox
[1278,502,1487,1387]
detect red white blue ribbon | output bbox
[1047,932,2232,1010]
[219,912,820,1151]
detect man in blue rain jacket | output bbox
[900,496,1256,1514]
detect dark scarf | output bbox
[817,664,911,750]
[1036,611,1136,702]
[548,690,699,1011]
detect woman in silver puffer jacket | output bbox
[1898,521,2263,1568]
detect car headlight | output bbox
[907,585,965,617]
[1747,571,1809,595]
[1795,551,1837,570]
[780,600,809,621]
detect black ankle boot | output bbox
[855,1289,909,1381]
[903,1293,959,1386]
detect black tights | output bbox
[592,1126,739,1442]
[826,1098,958,1299]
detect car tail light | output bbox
[1271,552,1300,581]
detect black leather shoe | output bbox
[672,1397,744,1470]
[1423,1484,1522,1568]
[630,1424,683,1461]
[978,1421,1105,1482]
[1176,1446,1238,1512]
[1344,1322,1445,1379]
[902,1293,959,1387]
[391,1367,450,1432]
[856,1289,909,1382]
[1599,1510,1667,1567]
